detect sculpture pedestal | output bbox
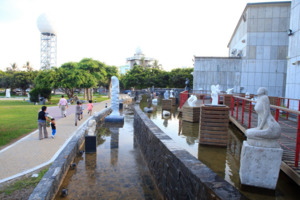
[85,136,96,153]
[239,141,282,190]
[162,99,172,110]
[144,107,153,113]
[170,97,176,106]
[199,105,229,147]
[182,106,200,122]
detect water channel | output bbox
[56,96,299,199]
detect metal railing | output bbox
[231,95,300,167]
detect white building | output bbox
[126,47,154,68]
[286,0,300,109]
[193,1,291,97]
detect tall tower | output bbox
[37,13,57,70]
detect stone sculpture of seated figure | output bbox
[245,87,281,148]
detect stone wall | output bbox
[28,107,111,200]
[133,105,246,199]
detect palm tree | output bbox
[6,63,18,72]
[152,60,162,69]
[23,61,33,72]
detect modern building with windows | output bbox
[193,1,291,97]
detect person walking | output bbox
[50,118,56,139]
[87,100,93,116]
[37,106,50,140]
[59,95,68,117]
[75,101,82,126]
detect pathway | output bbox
[0,100,110,183]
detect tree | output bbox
[6,63,19,72]
[168,68,193,88]
[23,61,34,72]
[13,71,33,95]
[152,59,162,70]
[78,58,106,100]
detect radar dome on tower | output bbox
[37,13,56,35]
[136,46,143,55]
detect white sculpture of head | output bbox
[226,88,234,94]
[187,95,197,107]
[170,90,174,98]
[111,76,120,115]
[245,91,250,98]
[211,84,220,105]
[164,90,169,99]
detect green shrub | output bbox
[29,87,52,102]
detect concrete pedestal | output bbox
[85,136,97,153]
[239,141,283,190]
[104,115,124,123]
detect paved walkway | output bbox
[0,100,111,183]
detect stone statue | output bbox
[245,87,281,148]
[146,89,152,108]
[226,88,234,94]
[185,78,190,91]
[245,92,250,98]
[187,94,197,107]
[105,76,124,123]
[5,89,11,98]
[240,87,282,190]
[110,76,120,116]
[170,90,174,98]
[164,90,169,99]
[211,84,220,105]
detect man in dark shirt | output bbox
[37,106,50,140]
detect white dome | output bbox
[136,46,143,55]
[37,13,56,34]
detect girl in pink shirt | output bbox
[87,100,93,116]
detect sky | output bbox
[0,0,288,71]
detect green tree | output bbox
[13,71,33,95]
[78,58,107,100]
[168,68,193,88]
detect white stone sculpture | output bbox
[110,76,120,116]
[245,91,250,98]
[105,76,124,123]
[187,95,197,106]
[245,87,281,148]
[226,88,234,94]
[164,90,169,99]
[5,89,11,98]
[87,119,96,136]
[211,85,220,105]
[170,90,174,98]
[240,87,282,190]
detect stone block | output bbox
[239,141,282,190]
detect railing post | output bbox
[295,101,300,167]
[275,98,280,122]
[231,96,234,117]
[203,95,205,104]
[249,101,252,128]
[242,99,245,124]
[287,99,290,120]
[218,95,220,104]
[236,97,239,120]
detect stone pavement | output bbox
[0,100,110,183]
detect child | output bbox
[80,102,84,119]
[87,100,93,116]
[75,101,82,126]
[51,118,56,139]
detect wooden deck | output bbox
[229,107,300,186]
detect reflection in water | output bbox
[55,108,162,200]
[141,95,300,200]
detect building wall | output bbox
[286,0,300,109]
[193,57,242,92]
[225,3,291,96]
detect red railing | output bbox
[179,91,189,109]
[231,96,300,167]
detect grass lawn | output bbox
[0,94,108,148]
[0,101,41,147]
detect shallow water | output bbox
[142,96,300,200]
[55,108,162,200]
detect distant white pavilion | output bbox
[126,47,154,68]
